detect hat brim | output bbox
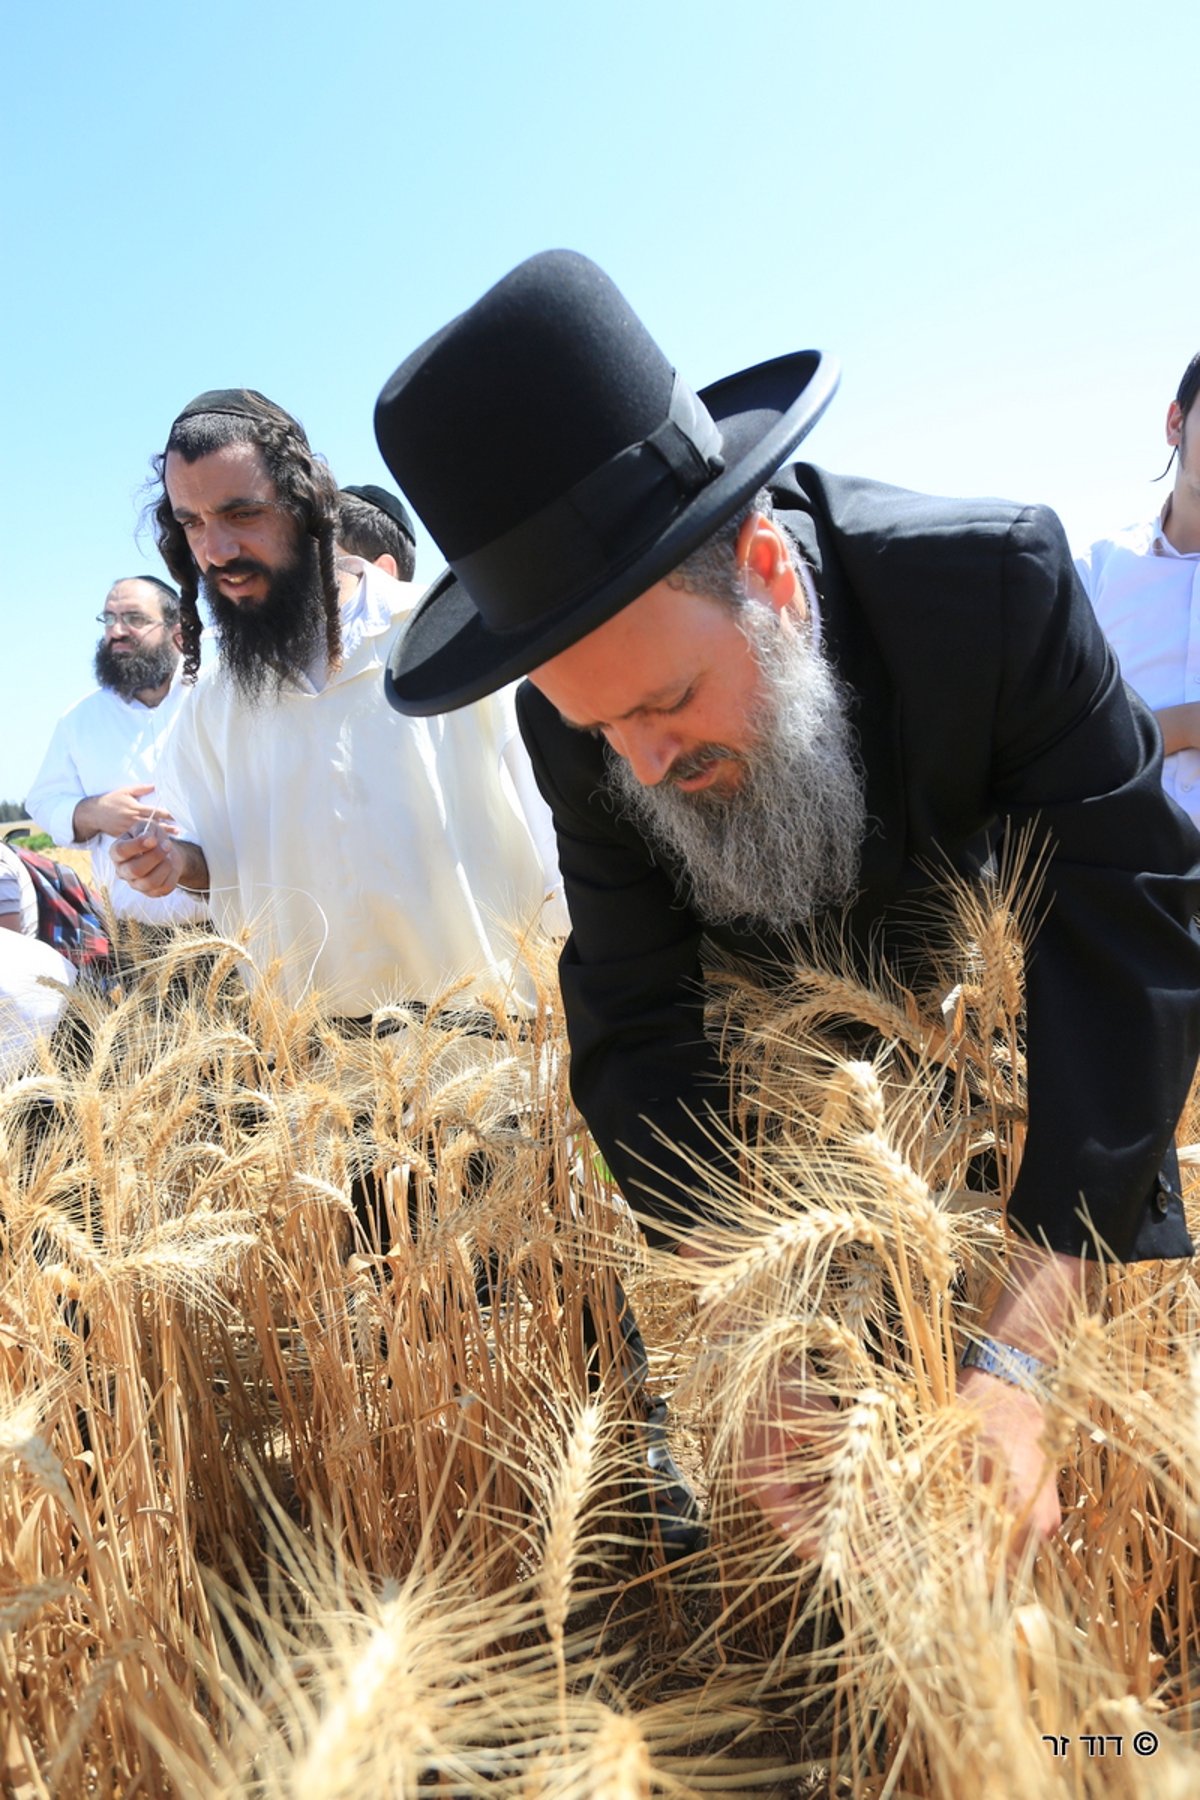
[385,348,838,716]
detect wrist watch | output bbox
[960,1336,1049,1396]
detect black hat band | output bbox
[452,372,725,634]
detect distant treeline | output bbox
[0,801,29,822]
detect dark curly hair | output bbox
[1156,352,1200,484]
[337,488,417,581]
[149,392,343,684]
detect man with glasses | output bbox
[26,576,206,923]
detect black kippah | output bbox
[172,388,275,426]
[341,483,416,546]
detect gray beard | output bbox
[605,606,867,934]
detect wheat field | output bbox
[2,870,1199,1798]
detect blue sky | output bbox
[2,0,1194,802]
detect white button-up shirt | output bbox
[1076,506,1200,826]
[153,559,566,1013]
[25,675,207,924]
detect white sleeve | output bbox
[151,723,201,846]
[25,720,91,847]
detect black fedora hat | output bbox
[376,250,838,716]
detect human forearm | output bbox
[978,1241,1088,1359]
[954,1242,1090,1545]
[171,840,210,895]
[1155,701,1200,757]
[72,786,171,841]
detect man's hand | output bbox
[957,1365,1061,1542]
[1155,700,1200,756]
[732,1361,841,1552]
[677,1238,840,1550]
[684,1232,1084,1558]
[72,786,176,841]
[955,1239,1086,1547]
[110,824,209,898]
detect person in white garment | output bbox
[338,482,417,582]
[25,577,206,925]
[1077,353,1200,830]
[0,930,75,1084]
[112,390,562,1012]
[0,842,39,937]
[336,479,569,940]
[113,387,700,1559]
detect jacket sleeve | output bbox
[516,682,741,1245]
[986,506,1200,1259]
[516,498,1200,1264]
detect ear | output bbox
[1167,401,1184,447]
[171,623,184,653]
[734,513,803,620]
[373,552,400,579]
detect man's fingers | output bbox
[111,837,174,890]
[960,1368,1062,1546]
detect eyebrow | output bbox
[557,677,696,735]
[171,494,274,524]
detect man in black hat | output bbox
[374,250,1200,1549]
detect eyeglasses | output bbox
[96,612,166,633]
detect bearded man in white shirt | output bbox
[110,388,701,1559]
[1077,353,1200,828]
[112,388,559,1015]
[26,577,206,924]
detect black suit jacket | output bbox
[518,465,1200,1261]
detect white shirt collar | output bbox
[301,557,410,690]
[1153,497,1200,561]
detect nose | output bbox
[604,718,678,787]
[199,517,240,567]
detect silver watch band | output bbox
[960,1336,1049,1395]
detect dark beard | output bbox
[605,607,867,934]
[94,636,179,700]
[202,537,328,702]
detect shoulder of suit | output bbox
[516,678,606,792]
[779,461,1057,547]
